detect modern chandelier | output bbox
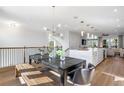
[43,6,63,38]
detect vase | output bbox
[60,56,65,61]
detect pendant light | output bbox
[81,31,84,36]
[52,6,56,34]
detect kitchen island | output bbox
[69,48,107,67]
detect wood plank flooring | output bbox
[0,56,124,86]
[0,66,22,86]
[92,56,124,86]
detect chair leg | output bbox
[15,68,19,77]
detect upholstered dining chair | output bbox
[68,63,95,86]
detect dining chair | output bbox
[68,63,95,86]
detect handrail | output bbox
[0,46,62,49]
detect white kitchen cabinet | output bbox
[69,48,106,67]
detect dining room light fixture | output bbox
[91,34,94,39]
[87,33,90,39]
[81,31,84,36]
[8,21,19,28]
[43,7,61,32]
[60,33,63,37]
[94,35,97,39]
[43,6,64,39]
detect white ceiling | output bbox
[0,6,124,36]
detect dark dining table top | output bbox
[42,57,86,70]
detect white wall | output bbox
[0,25,48,47]
[61,30,69,50]
[69,31,81,49]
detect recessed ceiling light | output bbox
[91,27,94,29]
[73,16,78,19]
[86,24,90,27]
[80,21,84,23]
[52,6,55,8]
[113,8,118,12]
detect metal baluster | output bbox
[14,49,16,65]
[7,49,9,67]
[5,49,8,67]
[5,49,6,67]
[20,49,22,64]
[24,46,26,63]
[15,49,17,65]
[14,48,16,65]
[17,49,19,64]
[25,48,27,63]
[20,48,23,64]
[10,48,12,66]
[12,49,14,66]
[12,48,14,66]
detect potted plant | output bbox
[56,49,65,61]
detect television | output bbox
[82,39,86,45]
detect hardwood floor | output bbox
[0,66,22,86]
[92,56,124,86]
[0,66,60,86]
[0,56,124,86]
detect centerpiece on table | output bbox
[56,49,65,61]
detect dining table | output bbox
[29,55,86,86]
